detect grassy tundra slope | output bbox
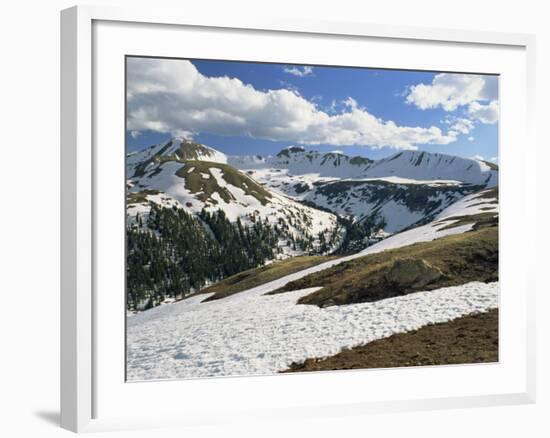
[272,225,498,307]
[199,255,336,302]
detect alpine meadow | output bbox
[125,57,499,380]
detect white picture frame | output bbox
[60,4,537,433]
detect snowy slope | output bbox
[127,140,341,256]
[435,188,499,219]
[127,137,227,177]
[230,147,497,234]
[229,147,373,179]
[127,188,498,380]
[230,147,498,188]
[127,282,497,380]
[297,179,480,233]
[361,150,498,187]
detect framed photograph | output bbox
[61,5,536,433]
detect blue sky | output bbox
[126,57,498,162]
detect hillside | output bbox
[272,226,497,306]
[198,255,336,302]
[127,140,340,257]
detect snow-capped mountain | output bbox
[127,137,227,178]
[127,138,341,257]
[127,138,498,241]
[363,150,497,186]
[230,146,498,233]
[229,146,498,187]
[229,146,374,179]
[298,180,481,233]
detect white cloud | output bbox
[468,100,500,124]
[172,129,195,140]
[283,66,314,77]
[468,136,474,142]
[130,130,141,139]
[406,73,497,111]
[449,118,475,135]
[278,80,301,95]
[471,154,485,161]
[406,73,499,126]
[342,97,359,109]
[127,58,460,150]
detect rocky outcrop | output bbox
[385,258,443,289]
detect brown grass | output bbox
[200,255,336,302]
[271,226,498,307]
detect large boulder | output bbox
[385,258,443,289]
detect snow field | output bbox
[436,189,498,219]
[127,282,498,380]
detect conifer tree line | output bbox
[126,204,334,311]
[334,215,386,254]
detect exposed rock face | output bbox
[385,258,443,289]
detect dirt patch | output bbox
[283,309,498,372]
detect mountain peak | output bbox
[276,146,306,158]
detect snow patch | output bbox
[127,282,498,380]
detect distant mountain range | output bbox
[127,137,497,238]
[230,146,497,233]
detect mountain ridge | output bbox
[126,137,498,252]
[229,146,498,186]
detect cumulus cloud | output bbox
[278,80,301,95]
[406,73,497,110]
[405,73,499,125]
[283,66,314,77]
[467,100,500,124]
[449,118,475,135]
[127,58,460,149]
[172,129,195,140]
